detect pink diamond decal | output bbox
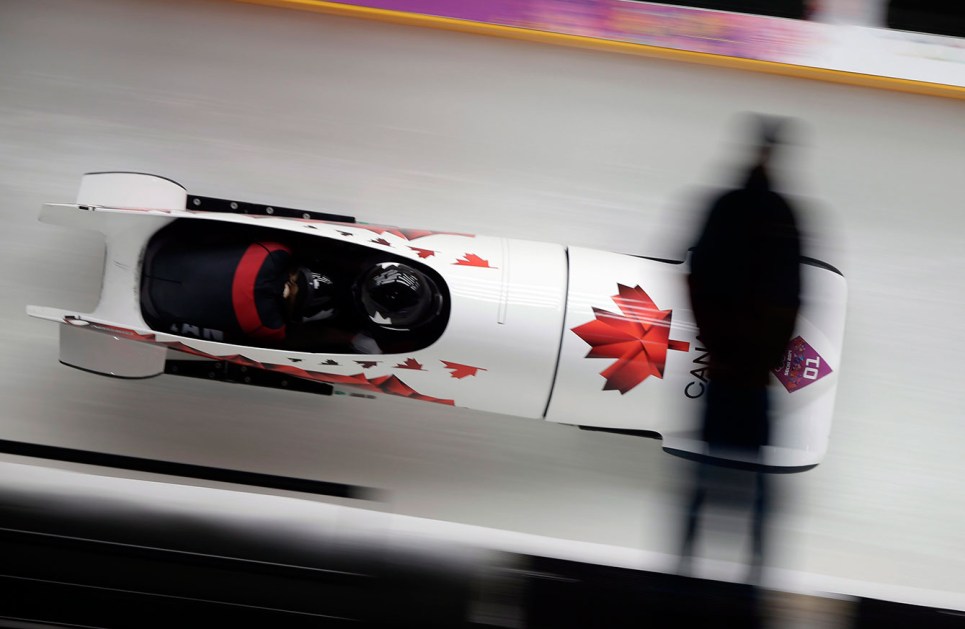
[773,336,832,392]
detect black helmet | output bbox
[294,268,336,322]
[357,262,441,331]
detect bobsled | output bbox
[28,173,847,471]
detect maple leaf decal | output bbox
[409,246,437,259]
[442,361,486,379]
[371,238,392,247]
[147,336,456,406]
[454,253,495,268]
[369,375,455,405]
[262,365,454,405]
[337,230,354,237]
[356,360,379,369]
[394,358,425,371]
[396,228,464,240]
[572,284,690,394]
[329,222,473,241]
[321,359,339,366]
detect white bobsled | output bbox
[28,173,847,471]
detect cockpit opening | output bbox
[140,219,449,354]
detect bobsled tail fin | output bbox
[38,172,186,234]
[77,172,187,210]
[36,174,186,324]
[28,307,167,379]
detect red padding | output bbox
[231,242,290,341]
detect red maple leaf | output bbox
[230,355,265,368]
[394,358,425,371]
[441,361,486,379]
[76,320,158,343]
[454,253,494,268]
[266,364,376,389]
[164,342,212,359]
[152,335,454,405]
[571,284,690,394]
[328,222,473,241]
[409,247,437,259]
[398,228,460,240]
[369,375,455,405]
[371,238,391,247]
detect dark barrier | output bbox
[0,460,960,628]
[853,597,965,629]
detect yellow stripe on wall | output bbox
[234,0,965,101]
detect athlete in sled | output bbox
[141,220,445,355]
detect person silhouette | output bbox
[678,114,802,584]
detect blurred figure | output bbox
[678,114,802,585]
